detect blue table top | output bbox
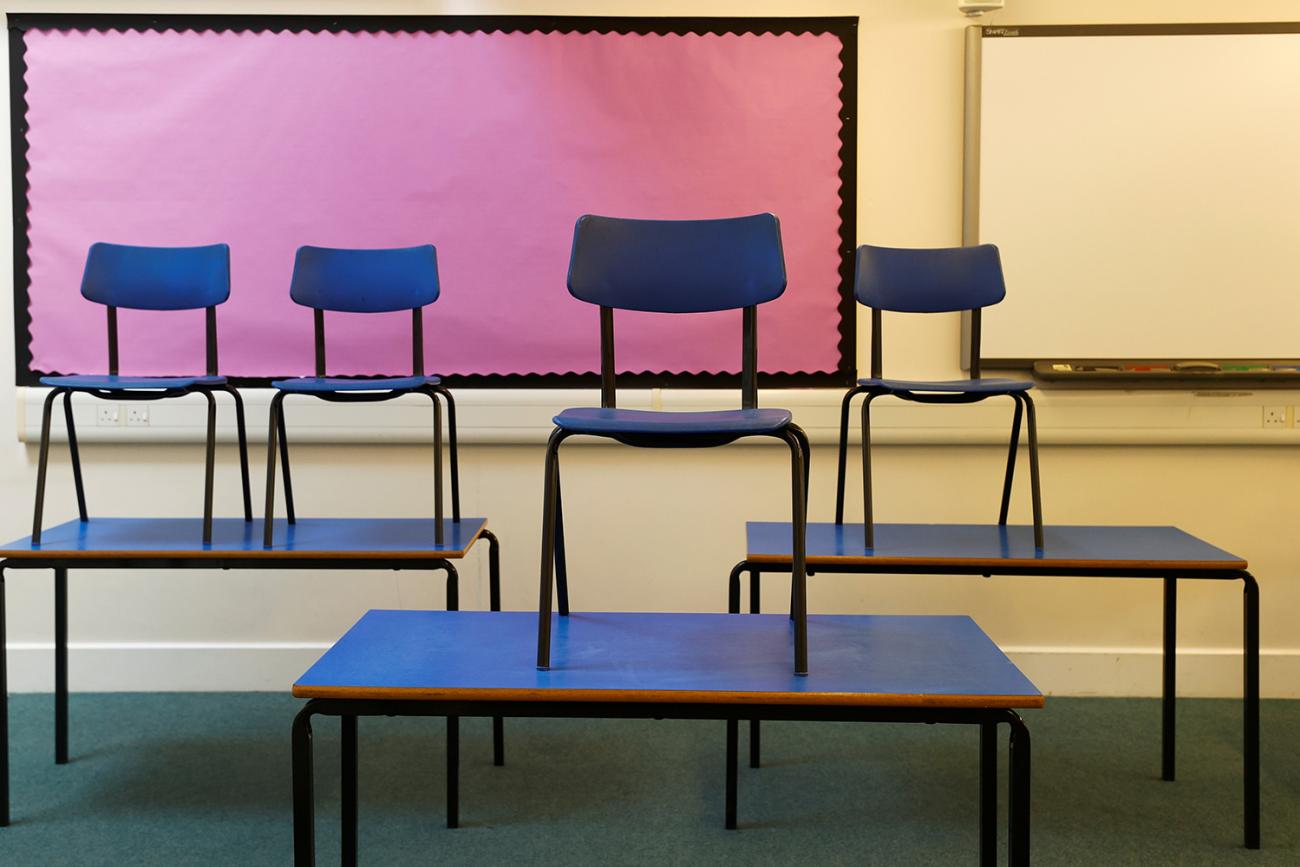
[746,522,1246,570]
[0,517,487,559]
[294,610,1043,708]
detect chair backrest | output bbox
[81,242,230,310]
[855,244,1007,379]
[290,245,440,313]
[566,214,786,408]
[80,242,231,376]
[289,245,441,377]
[568,214,786,313]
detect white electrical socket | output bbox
[126,405,150,426]
[1263,406,1288,428]
[96,405,121,426]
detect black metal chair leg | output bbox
[62,392,87,522]
[32,388,62,544]
[291,703,317,867]
[785,425,809,675]
[444,562,458,611]
[262,393,283,548]
[277,395,296,525]
[554,461,570,617]
[484,528,501,612]
[834,386,866,524]
[536,428,565,670]
[998,394,1024,525]
[481,527,505,767]
[202,391,217,545]
[432,391,444,546]
[1022,392,1044,548]
[221,386,254,522]
[727,561,745,614]
[860,394,878,550]
[791,423,811,512]
[433,386,461,522]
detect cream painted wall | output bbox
[2,0,1299,696]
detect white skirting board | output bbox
[2,642,1296,697]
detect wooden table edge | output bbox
[0,519,488,561]
[745,553,1249,571]
[290,685,1044,709]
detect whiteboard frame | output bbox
[962,21,1300,376]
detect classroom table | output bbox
[291,609,1040,867]
[733,521,1259,848]
[0,516,501,827]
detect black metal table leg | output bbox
[0,566,8,827]
[292,703,317,867]
[1007,712,1031,866]
[1162,576,1176,782]
[342,715,357,867]
[749,567,762,769]
[1243,572,1260,849]
[725,718,738,830]
[447,715,459,829]
[55,567,68,765]
[980,721,997,866]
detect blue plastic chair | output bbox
[836,244,1043,548]
[537,214,812,674]
[263,245,459,549]
[33,242,253,545]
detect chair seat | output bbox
[859,377,1032,395]
[41,374,226,391]
[554,407,793,436]
[271,375,442,393]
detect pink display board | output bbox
[19,23,849,380]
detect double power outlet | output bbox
[96,404,150,427]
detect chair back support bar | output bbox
[742,306,758,410]
[857,244,1005,381]
[413,309,425,377]
[104,303,220,377]
[599,306,616,409]
[313,309,327,377]
[106,307,119,376]
[870,309,882,380]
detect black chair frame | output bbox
[834,308,1044,549]
[33,305,253,546]
[263,308,460,549]
[536,306,813,673]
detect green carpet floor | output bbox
[1,694,1297,865]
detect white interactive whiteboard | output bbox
[969,24,1300,366]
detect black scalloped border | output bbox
[8,13,857,390]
